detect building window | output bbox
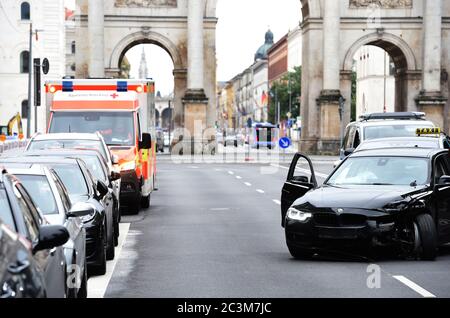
[21,100,29,119]
[71,41,76,54]
[20,51,30,73]
[21,2,30,20]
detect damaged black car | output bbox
[281,148,450,261]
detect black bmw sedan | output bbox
[281,148,450,261]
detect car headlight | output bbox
[287,207,312,222]
[121,161,136,171]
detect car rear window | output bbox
[18,175,58,215]
[52,164,89,197]
[28,139,108,161]
[0,189,16,230]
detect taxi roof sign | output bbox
[416,127,441,136]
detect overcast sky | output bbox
[65,0,302,96]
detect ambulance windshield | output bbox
[50,112,135,146]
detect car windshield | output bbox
[52,164,89,196]
[327,157,429,186]
[0,189,15,230]
[364,124,434,141]
[18,175,58,215]
[79,156,107,182]
[50,112,135,146]
[28,139,108,160]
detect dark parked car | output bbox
[5,164,89,298]
[0,218,46,298]
[282,149,450,261]
[0,169,69,298]
[0,156,112,275]
[22,149,121,247]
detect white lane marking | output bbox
[228,171,234,175]
[270,164,329,179]
[236,176,242,180]
[244,182,252,187]
[88,223,131,299]
[211,208,231,211]
[393,276,436,298]
[190,166,199,169]
[256,189,265,194]
[273,199,281,205]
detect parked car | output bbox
[0,218,46,298]
[26,132,121,213]
[0,156,112,275]
[340,112,435,160]
[0,169,69,297]
[4,164,89,298]
[23,149,121,247]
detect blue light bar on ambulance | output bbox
[117,81,128,92]
[62,81,74,92]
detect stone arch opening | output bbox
[342,33,419,117]
[109,31,184,72]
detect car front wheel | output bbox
[415,214,438,261]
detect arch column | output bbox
[88,0,105,78]
[316,0,342,154]
[182,0,209,155]
[416,0,447,128]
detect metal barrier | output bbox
[0,139,28,155]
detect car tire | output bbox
[106,219,115,261]
[90,227,107,276]
[287,245,314,260]
[113,200,120,247]
[415,214,438,261]
[141,193,151,209]
[77,259,88,298]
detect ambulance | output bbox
[45,79,157,214]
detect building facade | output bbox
[0,0,66,135]
[268,34,288,85]
[355,45,396,119]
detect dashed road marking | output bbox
[228,171,234,175]
[244,182,252,187]
[256,189,265,194]
[273,199,281,205]
[236,176,242,180]
[88,223,131,298]
[393,275,436,298]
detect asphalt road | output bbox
[97,156,450,298]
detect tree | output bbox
[268,66,301,124]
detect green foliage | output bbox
[268,66,301,124]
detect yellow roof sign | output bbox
[416,128,441,136]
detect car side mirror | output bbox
[33,225,69,254]
[109,171,121,182]
[96,180,109,199]
[67,202,95,218]
[438,175,450,186]
[111,154,119,165]
[290,175,310,184]
[344,148,355,156]
[139,133,152,150]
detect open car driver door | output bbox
[281,153,318,227]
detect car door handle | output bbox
[7,260,30,275]
[50,247,57,256]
